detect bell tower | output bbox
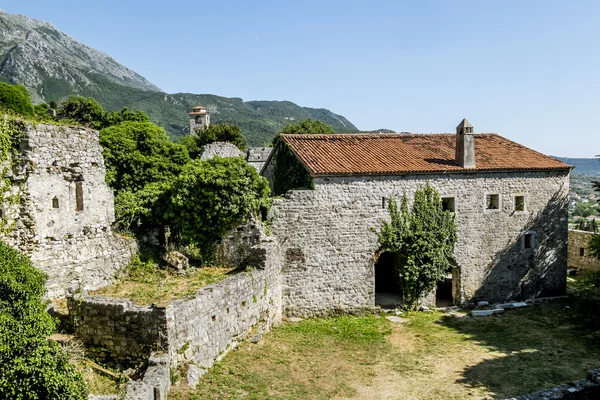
[189,106,211,135]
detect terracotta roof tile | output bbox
[280,133,572,176]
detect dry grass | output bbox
[77,361,124,396]
[89,250,238,306]
[170,286,600,400]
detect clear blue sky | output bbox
[2,0,599,157]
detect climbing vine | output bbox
[271,137,313,196]
[0,115,26,234]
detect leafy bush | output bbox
[57,96,105,129]
[374,183,458,310]
[0,82,34,116]
[181,123,246,158]
[168,157,271,260]
[0,241,87,399]
[280,118,335,135]
[114,181,172,232]
[100,121,190,193]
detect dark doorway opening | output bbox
[375,252,403,309]
[436,268,454,307]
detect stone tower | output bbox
[455,118,476,168]
[189,106,211,135]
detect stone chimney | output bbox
[455,118,475,168]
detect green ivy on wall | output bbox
[0,115,25,234]
[271,138,313,196]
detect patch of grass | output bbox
[171,286,600,400]
[77,361,124,396]
[90,249,237,306]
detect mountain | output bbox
[0,10,357,145]
[553,157,600,176]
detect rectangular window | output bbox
[442,197,455,212]
[486,194,500,210]
[580,247,585,257]
[515,196,525,212]
[524,233,535,249]
[75,182,84,211]
[382,197,386,209]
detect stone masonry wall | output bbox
[269,170,569,317]
[69,229,282,386]
[568,230,600,272]
[200,142,244,160]
[1,122,135,297]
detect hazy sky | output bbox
[2,1,599,157]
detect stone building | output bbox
[264,119,572,316]
[568,229,600,272]
[246,147,273,173]
[1,122,135,297]
[189,105,210,134]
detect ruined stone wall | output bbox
[199,142,244,160]
[568,230,600,272]
[69,232,282,386]
[269,170,570,317]
[1,122,135,297]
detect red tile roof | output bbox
[279,133,572,176]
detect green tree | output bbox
[181,123,246,158]
[0,241,87,399]
[168,157,271,260]
[279,118,335,135]
[374,183,458,310]
[100,121,190,193]
[57,96,105,129]
[105,106,149,126]
[0,82,34,116]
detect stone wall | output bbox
[69,226,282,386]
[269,170,570,317]
[1,122,135,297]
[246,147,273,173]
[200,142,244,160]
[568,230,600,272]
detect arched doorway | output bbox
[374,251,403,308]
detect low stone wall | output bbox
[568,230,600,272]
[70,226,282,386]
[508,368,600,399]
[68,297,168,366]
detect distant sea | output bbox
[553,157,600,176]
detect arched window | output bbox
[52,196,59,209]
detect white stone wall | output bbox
[2,123,135,297]
[270,170,570,317]
[568,230,600,272]
[199,142,244,160]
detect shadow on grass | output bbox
[439,293,600,399]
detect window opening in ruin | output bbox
[375,251,403,309]
[52,196,59,209]
[486,194,500,210]
[382,197,386,209]
[515,196,525,212]
[0,209,3,219]
[523,233,535,249]
[580,247,585,257]
[442,197,455,212]
[75,182,84,211]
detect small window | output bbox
[486,194,500,210]
[382,197,386,209]
[580,247,585,257]
[52,196,59,209]
[515,196,525,212]
[524,233,535,249]
[0,209,3,219]
[75,182,84,211]
[442,197,455,212]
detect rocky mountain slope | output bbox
[0,10,357,145]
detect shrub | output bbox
[280,118,335,135]
[0,82,34,116]
[0,241,87,399]
[182,123,246,158]
[57,96,105,129]
[100,121,190,193]
[374,183,458,310]
[168,157,271,260]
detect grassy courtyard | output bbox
[171,281,600,400]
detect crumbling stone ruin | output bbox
[568,229,600,272]
[0,122,135,297]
